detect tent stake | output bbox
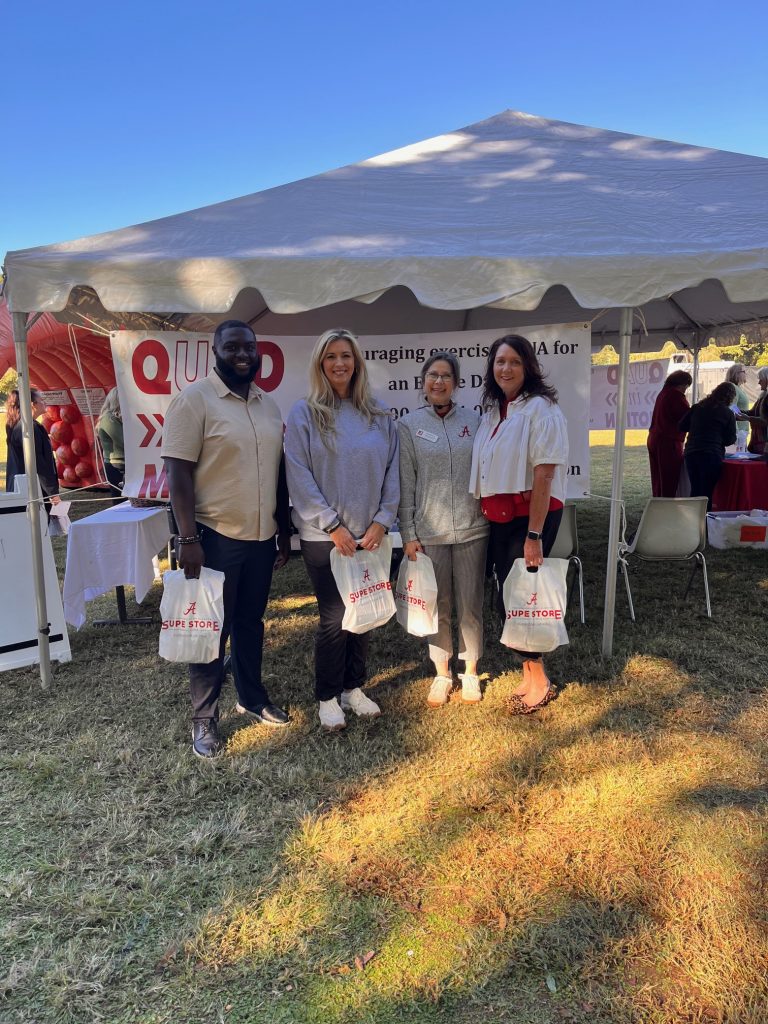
[601,306,633,658]
[11,311,53,689]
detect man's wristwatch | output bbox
[324,520,341,535]
[527,530,542,541]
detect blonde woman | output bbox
[96,387,125,494]
[726,364,750,448]
[285,328,400,731]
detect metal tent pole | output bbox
[601,307,633,658]
[11,311,53,689]
[691,332,701,404]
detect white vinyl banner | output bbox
[589,358,672,431]
[111,324,591,501]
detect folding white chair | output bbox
[619,497,711,620]
[549,503,585,624]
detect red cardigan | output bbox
[649,387,689,441]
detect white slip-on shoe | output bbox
[460,673,482,703]
[318,697,346,732]
[340,687,381,719]
[427,675,453,708]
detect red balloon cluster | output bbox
[45,403,99,488]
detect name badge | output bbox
[416,429,438,442]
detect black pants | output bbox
[489,509,563,661]
[188,525,276,721]
[300,540,370,702]
[685,452,723,512]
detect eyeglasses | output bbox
[425,372,454,383]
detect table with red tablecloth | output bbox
[711,457,768,512]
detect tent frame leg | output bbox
[601,307,633,657]
[11,311,53,689]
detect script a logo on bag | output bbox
[348,558,393,604]
[458,425,471,437]
[508,589,562,620]
[161,594,221,631]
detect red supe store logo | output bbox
[506,590,562,621]
[348,561,392,604]
[161,598,221,631]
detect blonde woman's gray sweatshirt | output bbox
[397,404,489,546]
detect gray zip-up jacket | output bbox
[397,404,489,546]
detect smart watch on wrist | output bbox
[527,530,542,541]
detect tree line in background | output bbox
[0,368,18,404]
[593,333,768,366]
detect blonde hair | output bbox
[306,328,383,437]
[726,364,746,384]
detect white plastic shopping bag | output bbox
[48,500,72,537]
[500,557,569,653]
[394,551,439,637]
[159,567,226,663]
[330,535,396,634]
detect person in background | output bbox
[746,367,768,456]
[5,388,61,517]
[285,328,399,733]
[97,387,125,496]
[726,364,750,449]
[398,351,488,707]
[470,335,569,715]
[647,370,692,497]
[679,382,737,511]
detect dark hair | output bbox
[4,388,42,441]
[700,381,736,408]
[664,370,692,390]
[481,334,558,409]
[421,350,460,390]
[5,390,20,440]
[213,319,256,347]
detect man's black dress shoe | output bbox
[235,702,290,727]
[192,718,222,758]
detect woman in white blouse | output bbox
[469,334,569,714]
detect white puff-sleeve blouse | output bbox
[469,394,569,504]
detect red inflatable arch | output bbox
[0,301,116,489]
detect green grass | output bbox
[1,447,767,1024]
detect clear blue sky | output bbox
[3,0,768,261]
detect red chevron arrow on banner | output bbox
[137,413,165,447]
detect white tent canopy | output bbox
[5,109,768,340]
[4,109,768,685]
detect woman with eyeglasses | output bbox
[397,351,489,707]
[285,328,399,732]
[469,335,569,715]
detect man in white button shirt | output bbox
[162,321,291,758]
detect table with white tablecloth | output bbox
[63,502,171,628]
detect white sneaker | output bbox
[340,687,381,719]
[427,675,453,708]
[318,697,346,732]
[460,674,482,703]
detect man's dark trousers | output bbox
[189,524,275,721]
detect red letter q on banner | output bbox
[132,339,171,395]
